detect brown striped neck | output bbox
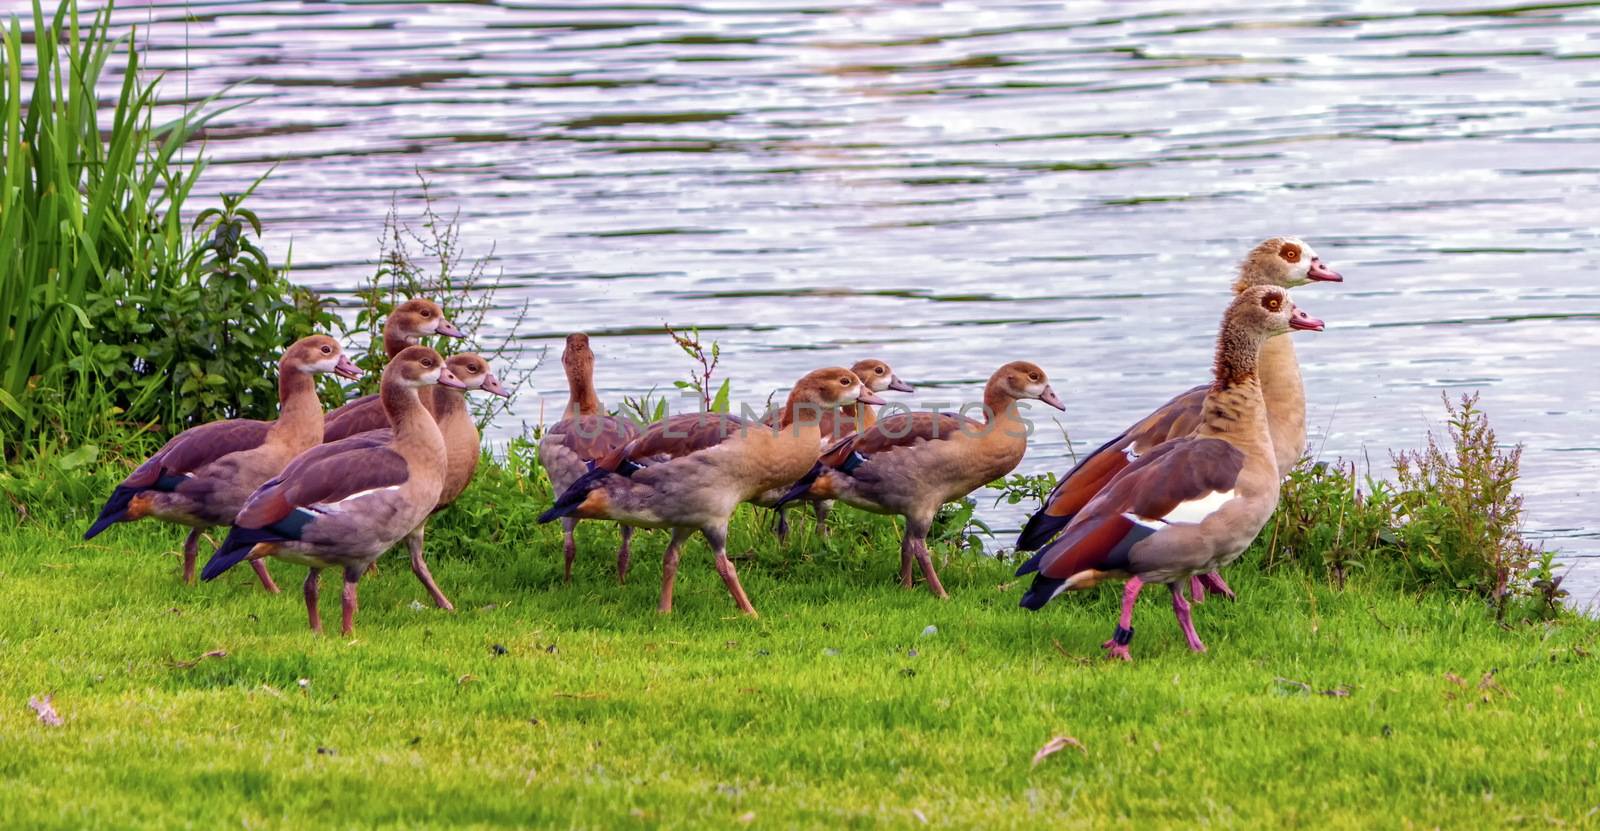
[271,364,324,446]
[1199,327,1272,450]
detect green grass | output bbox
[2,455,1598,829]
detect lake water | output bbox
[58,1,1600,604]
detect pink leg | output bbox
[814,501,832,538]
[1101,576,1144,662]
[303,569,323,635]
[561,518,577,583]
[407,523,454,611]
[1169,582,1208,653]
[1188,575,1206,604]
[181,528,202,585]
[615,525,634,585]
[1199,571,1236,601]
[251,559,281,594]
[340,572,360,636]
[658,528,691,614]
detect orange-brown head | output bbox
[781,367,884,428]
[986,361,1065,411]
[446,353,510,398]
[1233,237,1343,292]
[387,299,466,344]
[281,334,361,380]
[1214,286,1325,387]
[850,359,914,394]
[387,345,465,390]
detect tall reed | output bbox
[0,0,323,462]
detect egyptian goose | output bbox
[776,362,1064,598]
[338,353,510,611]
[200,346,461,635]
[537,334,643,583]
[1016,286,1324,660]
[83,335,361,590]
[538,367,882,616]
[764,358,914,541]
[321,299,464,442]
[1015,237,1342,600]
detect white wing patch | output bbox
[1162,489,1236,525]
[1122,489,1236,530]
[319,484,403,509]
[1121,441,1140,462]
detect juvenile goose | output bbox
[83,335,361,590]
[200,346,461,635]
[537,334,643,583]
[321,299,464,442]
[539,368,882,616]
[777,362,1064,598]
[765,358,914,542]
[1016,287,1324,660]
[1016,237,1342,600]
[338,353,509,611]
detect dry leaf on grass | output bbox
[1031,735,1086,766]
[28,694,63,727]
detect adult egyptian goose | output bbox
[1015,236,1342,600]
[537,334,643,583]
[1016,286,1324,660]
[538,367,882,616]
[765,358,914,541]
[200,346,461,635]
[339,353,509,611]
[321,299,464,442]
[776,362,1064,598]
[83,335,361,590]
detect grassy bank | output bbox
[3,452,1597,828]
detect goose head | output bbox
[390,345,465,389]
[851,358,914,394]
[1235,237,1343,291]
[286,334,362,380]
[390,299,466,342]
[990,361,1066,410]
[447,353,511,398]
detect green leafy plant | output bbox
[350,174,535,428]
[990,471,1057,511]
[0,0,330,462]
[1391,392,1545,619]
[664,324,729,414]
[1254,459,1399,588]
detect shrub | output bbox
[348,176,533,428]
[0,0,333,462]
[1391,392,1550,618]
[1255,460,1399,588]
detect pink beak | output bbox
[1290,307,1326,332]
[437,368,467,389]
[436,318,466,338]
[1306,258,1343,282]
[479,372,511,398]
[857,390,887,406]
[333,354,362,380]
[1039,385,1066,411]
